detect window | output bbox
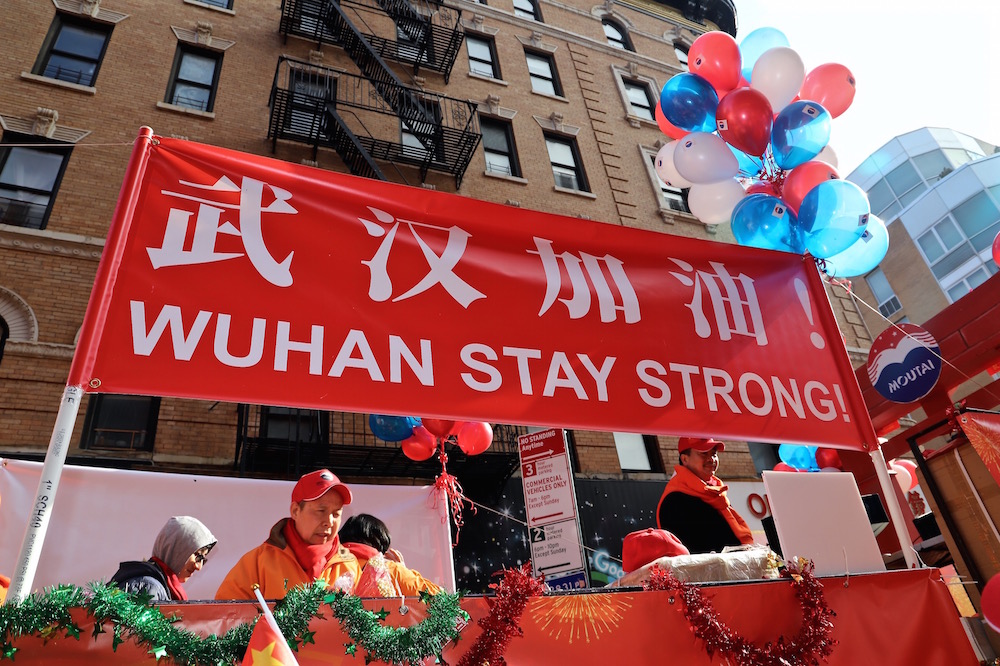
[912,150,952,184]
[401,101,443,162]
[0,317,7,366]
[81,395,160,451]
[674,43,689,70]
[481,117,520,176]
[623,79,654,120]
[286,69,336,138]
[513,0,541,21]
[0,133,72,230]
[884,160,925,209]
[647,152,688,212]
[946,266,995,302]
[953,191,1000,253]
[918,215,978,280]
[545,134,588,191]
[525,51,561,96]
[34,14,112,86]
[613,433,662,472]
[866,268,902,318]
[467,35,500,78]
[397,24,430,64]
[165,45,223,112]
[193,0,234,8]
[261,407,329,444]
[603,19,632,51]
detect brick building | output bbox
[0,0,865,504]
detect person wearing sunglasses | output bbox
[110,516,217,602]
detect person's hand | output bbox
[385,548,405,566]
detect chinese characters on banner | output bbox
[73,135,876,450]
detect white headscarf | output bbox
[151,516,216,573]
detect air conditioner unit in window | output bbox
[554,172,577,189]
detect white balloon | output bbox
[751,46,805,112]
[817,144,839,168]
[654,141,693,189]
[687,178,746,225]
[672,132,739,184]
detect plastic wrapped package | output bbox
[607,545,780,587]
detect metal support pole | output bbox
[5,386,84,602]
[870,447,920,570]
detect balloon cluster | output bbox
[774,444,842,473]
[655,27,888,277]
[368,414,494,460]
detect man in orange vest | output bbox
[656,437,755,554]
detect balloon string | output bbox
[432,436,475,546]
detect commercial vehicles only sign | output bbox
[519,429,576,527]
[518,428,587,584]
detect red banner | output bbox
[959,410,1000,487]
[71,133,875,449]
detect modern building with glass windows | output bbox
[846,128,1000,334]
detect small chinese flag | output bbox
[241,615,300,666]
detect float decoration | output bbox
[457,563,546,666]
[655,27,885,277]
[643,558,836,666]
[0,581,466,665]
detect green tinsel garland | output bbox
[0,581,465,665]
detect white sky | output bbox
[733,1,1000,174]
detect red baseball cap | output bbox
[291,469,353,505]
[622,528,689,573]
[678,437,725,454]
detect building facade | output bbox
[1,0,876,512]
[846,128,1000,337]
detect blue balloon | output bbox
[798,180,871,259]
[368,414,420,442]
[660,73,719,133]
[822,214,889,278]
[731,194,805,254]
[739,27,790,82]
[778,444,818,471]
[770,101,832,170]
[728,143,765,178]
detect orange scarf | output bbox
[664,465,754,545]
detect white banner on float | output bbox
[0,458,455,597]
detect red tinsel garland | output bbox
[643,558,837,666]
[432,437,476,544]
[457,564,545,666]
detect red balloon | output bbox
[799,63,856,118]
[814,447,843,470]
[688,31,742,93]
[401,426,436,461]
[984,574,1000,632]
[745,180,779,197]
[457,421,493,456]
[773,462,797,472]
[992,230,1000,266]
[448,421,468,436]
[781,160,840,215]
[654,102,687,140]
[421,418,455,438]
[715,88,773,157]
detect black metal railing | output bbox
[234,404,526,485]
[268,57,480,186]
[0,196,47,229]
[280,0,464,82]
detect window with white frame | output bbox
[603,19,633,51]
[513,0,541,20]
[674,43,689,70]
[866,268,902,318]
[645,150,688,212]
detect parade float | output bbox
[0,27,986,665]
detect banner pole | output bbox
[870,447,919,570]
[6,128,156,602]
[5,386,83,602]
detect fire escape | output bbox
[270,0,481,187]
